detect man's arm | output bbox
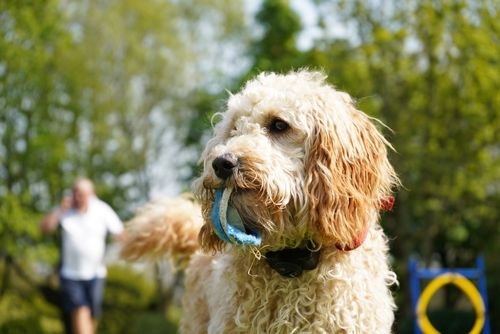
[39,196,72,233]
[113,230,128,242]
[39,211,62,233]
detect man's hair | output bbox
[73,177,95,194]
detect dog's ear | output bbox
[305,92,397,249]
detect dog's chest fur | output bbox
[184,229,395,334]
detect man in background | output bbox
[40,178,126,334]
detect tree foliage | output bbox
[2,0,500,332]
[0,0,246,214]
[0,0,246,331]
[308,0,500,330]
[241,0,306,83]
[236,0,500,331]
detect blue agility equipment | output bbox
[408,255,491,334]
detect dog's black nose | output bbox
[212,153,239,180]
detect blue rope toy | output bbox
[211,187,262,246]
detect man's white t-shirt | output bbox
[59,196,123,280]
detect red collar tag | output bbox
[380,196,395,211]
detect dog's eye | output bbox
[269,119,289,133]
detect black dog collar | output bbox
[265,245,320,278]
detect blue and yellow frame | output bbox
[408,256,491,334]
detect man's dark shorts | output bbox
[60,277,105,318]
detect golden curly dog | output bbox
[121,70,400,333]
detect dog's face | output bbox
[192,71,398,252]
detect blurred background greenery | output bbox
[1,0,499,333]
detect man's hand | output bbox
[114,230,129,242]
[39,196,72,233]
[60,196,73,212]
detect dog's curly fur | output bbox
[121,70,400,333]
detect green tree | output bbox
[241,0,305,82]
[183,0,307,179]
[0,0,247,331]
[0,3,69,329]
[0,0,70,208]
[310,0,500,331]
